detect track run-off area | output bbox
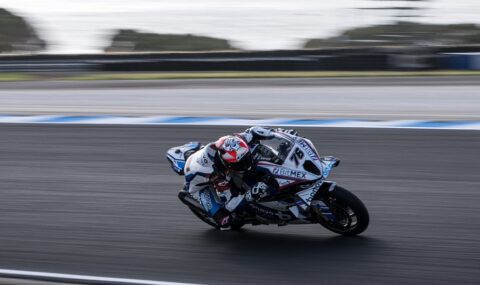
[1,124,479,285]
[1,77,480,120]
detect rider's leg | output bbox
[198,188,232,228]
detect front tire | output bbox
[311,186,369,236]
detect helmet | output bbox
[215,135,253,172]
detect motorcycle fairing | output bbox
[296,180,323,206]
[319,156,340,178]
[248,202,295,223]
[166,142,203,175]
[255,133,339,192]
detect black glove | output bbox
[250,126,274,137]
[241,126,275,144]
[275,128,298,136]
[246,182,269,201]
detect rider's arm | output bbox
[237,126,275,145]
[274,128,298,136]
[238,126,299,145]
[210,172,231,192]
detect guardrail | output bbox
[1,47,479,72]
[0,49,391,72]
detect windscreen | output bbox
[256,136,293,165]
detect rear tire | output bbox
[311,186,369,236]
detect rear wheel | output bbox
[311,186,369,236]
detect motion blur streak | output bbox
[0,125,479,285]
[0,269,202,285]
[0,77,480,120]
[2,0,480,53]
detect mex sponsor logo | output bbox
[273,167,307,179]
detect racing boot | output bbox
[213,208,236,230]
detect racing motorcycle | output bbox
[167,132,369,236]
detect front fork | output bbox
[288,181,337,222]
[311,182,338,222]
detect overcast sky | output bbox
[1,0,479,53]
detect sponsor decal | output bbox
[298,139,318,160]
[297,189,316,205]
[200,190,212,211]
[222,137,241,151]
[322,165,331,177]
[249,204,292,221]
[296,181,322,205]
[273,167,307,179]
[249,203,277,218]
[196,153,209,166]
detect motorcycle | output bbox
[167,131,369,236]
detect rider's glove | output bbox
[275,128,298,136]
[241,126,274,143]
[246,182,269,201]
[211,173,230,191]
[217,189,232,203]
[211,174,233,203]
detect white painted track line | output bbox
[0,269,203,285]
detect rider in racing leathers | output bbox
[183,126,297,228]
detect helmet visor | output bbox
[227,152,253,172]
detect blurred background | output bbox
[1,0,480,71]
[1,2,480,285]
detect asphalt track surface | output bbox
[1,124,479,285]
[1,77,480,120]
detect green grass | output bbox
[0,73,38,81]
[1,70,480,81]
[67,71,480,80]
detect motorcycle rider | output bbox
[183,126,298,229]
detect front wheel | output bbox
[311,186,369,236]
